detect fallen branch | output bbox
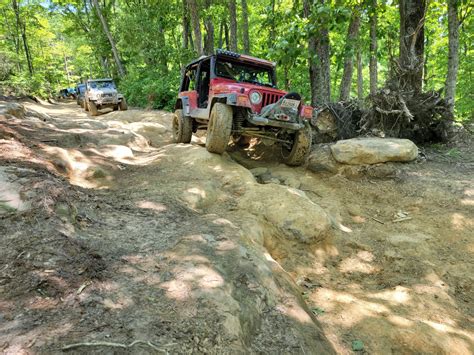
[370,216,385,224]
[392,216,413,223]
[62,340,173,353]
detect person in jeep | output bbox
[84,78,127,116]
[173,49,313,166]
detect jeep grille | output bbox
[262,93,283,107]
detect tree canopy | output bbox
[0,0,472,120]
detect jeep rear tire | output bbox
[119,99,128,111]
[281,124,312,166]
[113,105,119,111]
[89,101,99,116]
[206,103,233,154]
[173,109,192,143]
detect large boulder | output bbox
[330,138,418,165]
[239,184,333,244]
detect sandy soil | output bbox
[0,100,472,354]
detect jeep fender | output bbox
[211,93,238,107]
[176,97,191,115]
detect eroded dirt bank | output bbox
[0,100,473,354]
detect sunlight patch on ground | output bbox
[137,200,167,212]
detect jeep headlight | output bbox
[249,91,262,104]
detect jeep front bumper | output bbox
[247,115,305,130]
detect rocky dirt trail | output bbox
[0,99,473,354]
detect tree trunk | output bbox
[229,0,238,51]
[12,0,33,75]
[218,21,224,48]
[241,0,250,53]
[224,23,230,49]
[182,0,189,50]
[203,0,214,55]
[91,0,125,77]
[304,0,331,105]
[369,0,378,95]
[157,20,168,73]
[445,0,459,112]
[339,10,361,101]
[269,0,275,49]
[357,48,363,100]
[187,0,203,55]
[398,0,426,94]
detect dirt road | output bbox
[0,100,473,354]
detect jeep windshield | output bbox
[215,58,275,87]
[89,81,115,89]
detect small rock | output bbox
[352,340,364,351]
[283,177,301,189]
[263,178,280,184]
[249,167,268,176]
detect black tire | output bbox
[206,103,233,154]
[89,101,99,116]
[119,98,128,111]
[113,105,119,111]
[281,124,312,166]
[173,109,192,143]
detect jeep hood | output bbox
[90,88,117,95]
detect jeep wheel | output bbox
[173,109,192,143]
[113,105,119,111]
[281,124,312,166]
[119,99,128,111]
[206,103,233,154]
[88,101,99,116]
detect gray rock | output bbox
[249,167,268,176]
[307,145,339,173]
[330,138,418,165]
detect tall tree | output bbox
[229,0,238,51]
[304,0,331,105]
[182,0,190,50]
[369,0,378,95]
[357,48,363,100]
[203,0,214,55]
[11,0,33,75]
[91,0,125,77]
[187,0,203,55]
[398,0,426,93]
[445,0,460,112]
[339,9,361,101]
[241,0,250,53]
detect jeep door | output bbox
[178,64,198,116]
[196,58,211,109]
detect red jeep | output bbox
[174,49,313,165]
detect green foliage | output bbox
[0,0,472,121]
[119,68,180,111]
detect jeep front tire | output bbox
[173,109,192,143]
[281,124,312,166]
[119,98,128,111]
[206,103,233,154]
[88,101,99,116]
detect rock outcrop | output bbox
[330,138,418,165]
